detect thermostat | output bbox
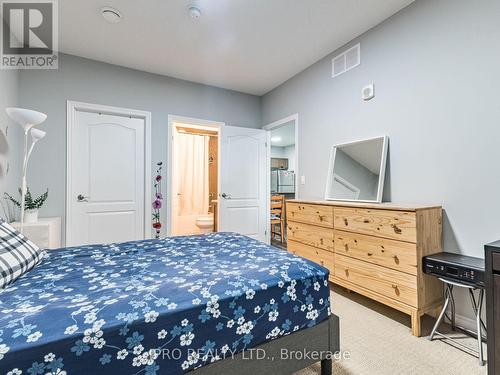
[361,83,375,101]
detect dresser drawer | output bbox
[335,230,417,275]
[334,207,417,243]
[287,203,334,228]
[334,254,417,307]
[287,221,334,252]
[288,240,334,273]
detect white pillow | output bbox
[0,218,45,289]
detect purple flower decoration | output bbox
[152,162,164,239]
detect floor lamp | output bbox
[6,108,47,233]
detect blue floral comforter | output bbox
[0,232,330,375]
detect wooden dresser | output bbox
[286,199,443,336]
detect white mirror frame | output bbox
[324,135,389,203]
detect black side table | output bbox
[485,241,500,375]
[423,252,486,366]
[429,277,486,366]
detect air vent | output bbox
[332,43,360,78]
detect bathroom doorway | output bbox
[168,116,221,236]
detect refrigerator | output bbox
[271,170,295,194]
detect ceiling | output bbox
[59,0,414,95]
[271,121,295,147]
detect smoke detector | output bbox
[188,4,202,20]
[101,7,122,23]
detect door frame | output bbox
[66,100,152,245]
[167,114,224,236]
[263,113,300,196]
[263,113,299,243]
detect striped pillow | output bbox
[0,218,45,290]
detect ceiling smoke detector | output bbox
[101,7,122,23]
[188,4,202,20]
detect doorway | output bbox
[167,116,268,241]
[263,114,299,249]
[66,101,151,247]
[169,118,220,236]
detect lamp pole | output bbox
[5,107,47,233]
[20,128,29,233]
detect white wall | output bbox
[0,69,20,222]
[271,145,295,171]
[271,146,285,158]
[262,0,500,324]
[283,145,295,171]
[18,54,262,240]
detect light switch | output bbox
[300,175,306,185]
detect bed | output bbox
[0,232,339,374]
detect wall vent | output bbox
[332,43,360,78]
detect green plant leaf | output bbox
[4,192,21,208]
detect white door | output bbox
[67,108,148,246]
[219,126,268,242]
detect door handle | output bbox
[220,193,231,199]
[77,194,89,202]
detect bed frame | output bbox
[193,314,340,375]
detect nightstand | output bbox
[11,217,61,249]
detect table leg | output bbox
[411,310,422,337]
[476,289,485,366]
[429,287,451,340]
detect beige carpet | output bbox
[296,286,487,375]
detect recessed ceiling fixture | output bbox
[187,4,202,20]
[101,7,122,24]
[271,136,282,143]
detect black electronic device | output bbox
[423,252,485,287]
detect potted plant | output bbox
[4,188,49,223]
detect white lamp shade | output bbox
[30,128,46,142]
[6,107,47,131]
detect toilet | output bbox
[195,214,214,234]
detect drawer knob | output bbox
[393,255,400,264]
[392,224,402,234]
[344,244,349,252]
[343,218,348,226]
[367,252,373,257]
[345,269,349,277]
[318,215,324,221]
[320,238,324,245]
[391,284,400,296]
[363,219,370,224]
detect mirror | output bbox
[325,136,388,203]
